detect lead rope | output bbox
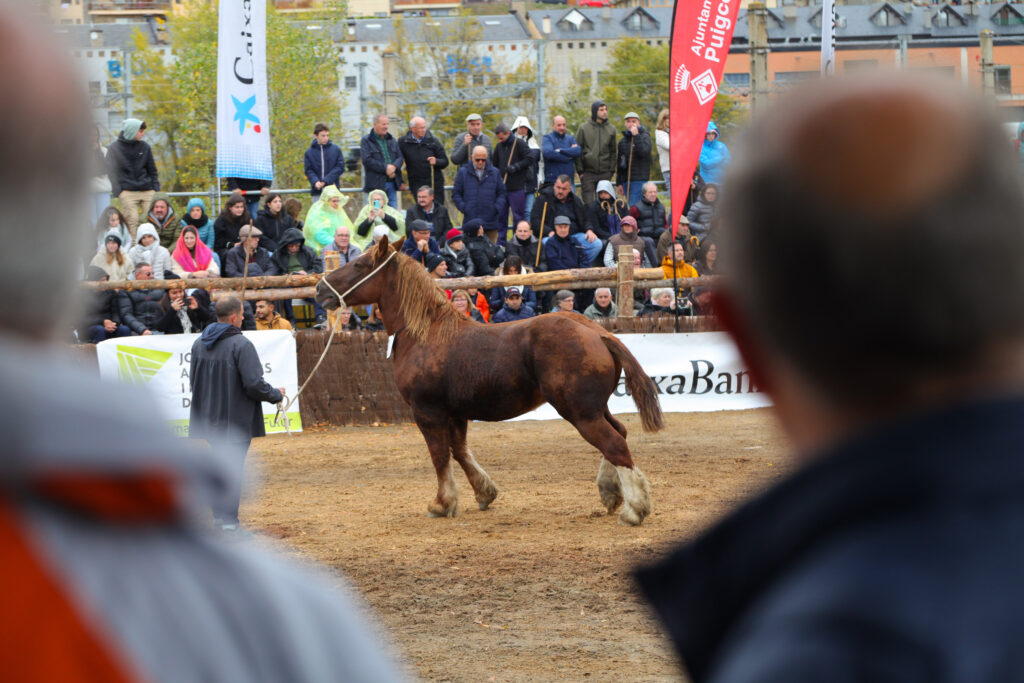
[273,250,398,435]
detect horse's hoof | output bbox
[618,505,645,526]
[600,490,624,514]
[427,501,458,518]
[475,484,498,511]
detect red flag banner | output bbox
[669,0,742,238]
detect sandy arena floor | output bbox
[245,410,792,682]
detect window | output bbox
[580,70,592,84]
[774,71,817,84]
[578,42,584,48]
[511,45,517,51]
[88,81,101,96]
[844,59,878,73]
[723,72,750,88]
[996,66,1012,95]
[556,42,562,49]
[994,5,1024,26]
[361,46,367,52]
[934,7,965,28]
[871,6,903,27]
[601,41,607,47]
[473,74,484,85]
[344,76,357,88]
[418,76,433,88]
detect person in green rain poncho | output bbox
[302,185,356,254]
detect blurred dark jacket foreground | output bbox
[637,395,1024,682]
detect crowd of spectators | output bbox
[81,105,723,342]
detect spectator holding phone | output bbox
[152,273,213,334]
[354,188,405,249]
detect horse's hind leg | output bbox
[571,416,651,526]
[596,408,627,512]
[413,413,459,518]
[449,419,498,510]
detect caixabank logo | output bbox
[116,345,173,385]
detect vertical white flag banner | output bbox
[821,0,836,76]
[216,0,273,180]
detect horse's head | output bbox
[316,237,402,311]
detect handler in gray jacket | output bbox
[189,295,284,531]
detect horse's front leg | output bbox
[449,419,498,510]
[413,412,459,518]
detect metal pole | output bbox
[123,49,133,119]
[897,33,908,69]
[748,3,769,117]
[356,62,368,194]
[536,40,547,131]
[980,29,995,96]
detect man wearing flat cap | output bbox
[616,112,652,209]
[451,113,492,168]
[223,224,280,278]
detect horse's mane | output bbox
[393,253,462,344]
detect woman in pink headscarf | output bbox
[171,225,220,279]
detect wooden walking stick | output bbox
[535,198,547,270]
[239,220,254,301]
[503,135,519,185]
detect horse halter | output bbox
[319,248,397,311]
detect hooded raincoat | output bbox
[698,121,731,185]
[304,186,357,254]
[353,189,405,249]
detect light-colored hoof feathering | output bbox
[597,458,624,513]
[475,480,499,510]
[615,465,652,526]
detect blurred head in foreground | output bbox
[718,74,1024,453]
[0,3,91,342]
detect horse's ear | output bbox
[373,235,393,264]
[390,237,405,251]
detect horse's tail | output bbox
[601,335,664,433]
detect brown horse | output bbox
[316,238,664,525]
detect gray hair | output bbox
[642,182,658,194]
[650,288,673,301]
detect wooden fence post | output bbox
[617,245,635,323]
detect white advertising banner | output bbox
[514,332,771,421]
[96,331,301,436]
[216,0,273,180]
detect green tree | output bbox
[129,0,345,193]
[383,12,539,183]
[556,37,746,177]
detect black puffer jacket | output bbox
[616,126,653,186]
[504,234,546,272]
[398,130,449,202]
[463,223,505,276]
[271,228,324,275]
[441,243,474,278]
[117,288,164,334]
[253,208,296,253]
[223,245,280,278]
[631,197,668,241]
[79,289,122,336]
[107,135,159,194]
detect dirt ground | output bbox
[245,410,792,682]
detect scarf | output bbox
[177,307,194,334]
[171,227,213,272]
[374,132,392,164]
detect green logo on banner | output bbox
[116,345,173,384]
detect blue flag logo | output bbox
[232,95,261,135]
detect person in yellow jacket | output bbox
[253,299,293,331]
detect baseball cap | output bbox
[506,286,522,297]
